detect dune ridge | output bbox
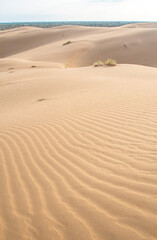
[0,23,157,240]
[1,23,157,67]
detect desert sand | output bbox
[0,23,157,240]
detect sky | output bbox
[1,0,157,22]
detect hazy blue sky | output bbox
[1,0,157,22]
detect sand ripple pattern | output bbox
[0,94,157,240]
[0,26,157,239]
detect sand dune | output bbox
[122,22,157,28]
[1,24,157,67]
[0,23,157,240]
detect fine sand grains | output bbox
[0,24,157,240]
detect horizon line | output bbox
[1,20,156,24]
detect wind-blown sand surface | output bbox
[0,23,157,240]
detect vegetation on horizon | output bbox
[0,21,140,31]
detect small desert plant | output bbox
[63,41,72,46]
[31,65,36,68]
[93,60,104,67]
[105,59,117,66]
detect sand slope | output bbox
[1,24,157,67]
[0,24,157,240]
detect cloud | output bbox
[0,0,157,22]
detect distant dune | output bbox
[0,23,157,240]
[1,23,157,67]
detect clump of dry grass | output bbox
[63,41,72,46]
[93,60,104,67]
[105,59,117,66]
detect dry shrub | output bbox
[105,59,117,66]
